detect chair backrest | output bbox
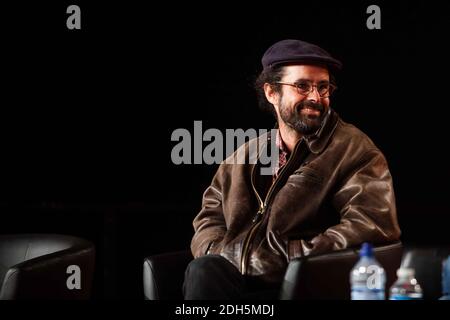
[0,234,85,269]
[401,245,450,300]
[0,234,95,299]
[280,242,403,299]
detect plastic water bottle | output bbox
[389,268,423,300]
[350,242,386,300]
[439,256,450,300]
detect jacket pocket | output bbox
[286,167,324,191]
[291,166,324,184]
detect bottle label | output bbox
[351,287,385,300]
[389,294,423,300]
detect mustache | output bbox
[296,100,324,113]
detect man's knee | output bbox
[183,255,245,299]
[185,254,232,278]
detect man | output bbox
[183,39,401,299]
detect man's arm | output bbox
[191,167,227,258]
[290,149,401,258]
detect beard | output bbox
[279,99,327,135]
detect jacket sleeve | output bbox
[190,166,228,258]
[298,149,401,257]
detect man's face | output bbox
[275,65,331,135]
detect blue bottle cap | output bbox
[359,242,373,257]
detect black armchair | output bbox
[143,242,403,300]
[280,241,402,299]
[143,250,193,300]
[0,234,95,300]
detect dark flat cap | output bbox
[262,39,342,71]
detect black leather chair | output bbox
[143,242,403,300]
[0,234,95,300]
[143,250,193,300]
[280,241,402,299]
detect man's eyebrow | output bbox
[292,78,310,83]
[292,78,330,83]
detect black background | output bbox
[1,1,450,300]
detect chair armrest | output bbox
[1,245,95,300]
[143,250,193,300]
[280,241,402,300]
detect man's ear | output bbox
[264,83,279,106]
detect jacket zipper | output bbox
[240,138,305,274]
[240,165,264,274]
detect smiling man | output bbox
[183,39,401,299]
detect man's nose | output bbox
[306,85,321,102]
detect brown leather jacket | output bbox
[191,109,401,284]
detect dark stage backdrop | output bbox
[1,1,449,299]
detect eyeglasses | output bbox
[275,80,337,98]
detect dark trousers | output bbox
[183,255,280,300]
